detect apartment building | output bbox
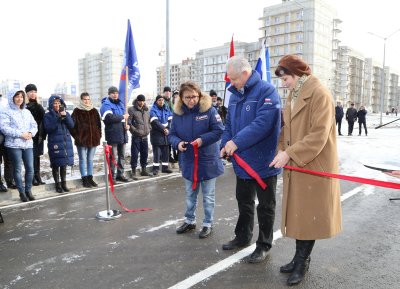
[78,47,124,108]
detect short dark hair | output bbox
[80,92,90,99]
[13,90,26,109]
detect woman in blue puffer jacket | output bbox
[43,95,74,193]
[168,81,224,239]
[0,89,37,202]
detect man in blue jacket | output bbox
[221,56,282,263]
[100,86,129,182]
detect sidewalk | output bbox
[0,164,180,207]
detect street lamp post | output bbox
[369,28,400,125]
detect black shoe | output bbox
[131,170,138,180]
[199,226,212,239]
[176,223,196,234]
[222,238,251,250]
[152,170,159,176]
[19,192,28,202]
[32,177,40,186]
[0,183,7,192]
[37,175,46,185]
[55,183,63,193]
[169,157,177,163]
[25,191,35,201]
[141,167,150,176]
[116,175,129,182]
[162,168,173,173]
[247,246,269,263]
[61,182,70,192]
[6,181,17,190]
[87,176,98,187]
[82,176,92,188]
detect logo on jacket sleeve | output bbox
[215,114,222,122]
[264,98,272,105]
[196,115,208,121]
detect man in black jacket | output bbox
[335,101,344,135]
[357,105,368,136]
[345,103,357,136]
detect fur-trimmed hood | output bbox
[173,93,212,115]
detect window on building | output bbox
[274,16,280,23]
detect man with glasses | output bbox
[220,56,282,264]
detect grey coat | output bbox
[128,100,151,138]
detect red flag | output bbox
[224,35,235,83]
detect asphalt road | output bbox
[1,166,399,289]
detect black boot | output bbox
[162,165,172,174]
[19,192,28,202]
[6,180,17,190]
[280,239,301,273]
[52,167,63,193]
[141,166,150,176]
[152,165,159,176]
[25,191,35,201]
[0,181,7,192]
[87,176,98,187]
[60,166,70,192]
[32,175,40,186]
[36,173,45,185]
[131,169,138,180]
[287,240,315,286]
[82,176,91,188]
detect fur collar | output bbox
[174,93,212,115]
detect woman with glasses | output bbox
[0,90,37,202]
[70,92,102,188]
[169,81,224,239]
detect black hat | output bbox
[155,95,164,102]
[136,94,145,101]
[25,84,37,93]
[108,86,119,95]
[163,86,171,92]
[209,90,217,96]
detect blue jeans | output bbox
[183,178,216,227]
[7,147,33,193]
[77,146,97,176]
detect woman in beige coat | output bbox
[270,55,342,286]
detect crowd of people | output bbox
[7,54,393,286]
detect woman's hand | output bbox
[178,141,188,152]
[385,170,400,178]
[21,132,32,140]
[269,150,290,168]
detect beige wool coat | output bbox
[278,75,342,240]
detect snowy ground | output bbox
[10,112,400,183]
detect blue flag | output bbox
[119,19,140,105]
[255,43,271,83]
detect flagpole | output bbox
[125,65,128,113]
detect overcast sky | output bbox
[1,0,399,98]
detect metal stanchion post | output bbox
[96,142,121,220]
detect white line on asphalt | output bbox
[168,185,363,289]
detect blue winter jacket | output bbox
[43,95,75,167]
[100,97,128,144]
[221,71,282,179]
[169,94,224,181]
[0,89,37,149]
[150,102,173,146]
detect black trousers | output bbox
[336,117,342,135]
[0,145,13,182]
[358,121,367,135]
[152,145,169,167]
[234,175,277,250]
[348,121,355,135]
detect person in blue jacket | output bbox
[169,81,224,239]
[220,56,282,263]
[43,95,74,193]
[100,86,130,182]
[150,95,173,175]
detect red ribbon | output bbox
[284,165,400,190]
[103,144,152,213]
[232,153,267,190]
[191,141,199,190]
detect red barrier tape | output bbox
[233,153,267,190]
[191,141,199,190]
[284,165,400,190]
[104,145,152,213]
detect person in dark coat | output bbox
[43,95,74,193]
[221,56,282,264]
[357,105,368,136]
[335,101,344,135]
[100,86,129,182]
[345,103,357,136]
[25,84,46,186]
[169,81,224,239]
[70,92,102,188]
[128,94,151,179]
[150,95,173,175]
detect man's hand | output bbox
[385,170,400,178]
[224,140,238,156]
[269,150,290,168]
[178,141,188,152]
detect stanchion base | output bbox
[96,210,122,221]
[389,198,400,201]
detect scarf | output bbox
[77,99,93,111]
[290,74,310,110]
